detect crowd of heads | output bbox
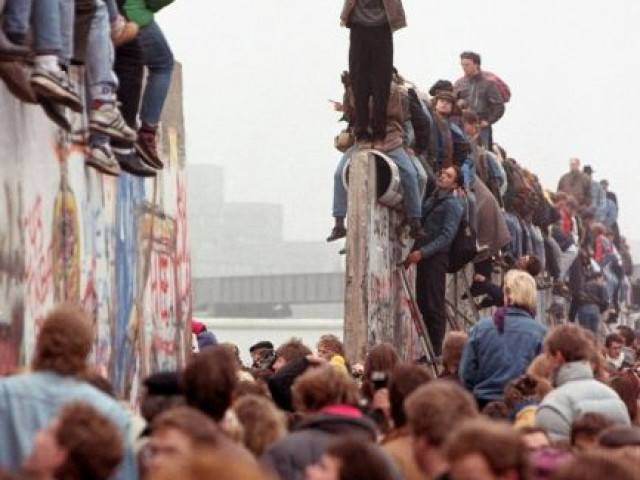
[1,303,640,480]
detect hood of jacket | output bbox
[554,360,593,387]
[293,410,377,441]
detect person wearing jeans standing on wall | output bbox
[122,0,174,169]
[340,0,406,143]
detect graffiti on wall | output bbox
[0,70,191,401]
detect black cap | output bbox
[143,371,181,396]
[250,341,274,353]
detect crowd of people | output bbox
[327,1,636,362]
[1,303,640,480]
[0,0,173,177]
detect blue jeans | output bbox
[504,212,522,258]
[86,0,117,92]
[577,304,599,334]
[332,147,422,219]
[138,20,174,124]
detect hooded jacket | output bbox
[261,407,402,480]
[340,0,407,32]
[535,361,631,441]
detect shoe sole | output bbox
[134,142,164,169]
[30,75,83,113]
[89,122,137,143]
[85,158,120,177]
[118,163,157,178]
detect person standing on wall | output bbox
[340,0,406,143]
[454,51,504,150]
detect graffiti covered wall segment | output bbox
[0,65,191,402]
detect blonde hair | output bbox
[503,269,537,312]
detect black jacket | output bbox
[261,411,402,480]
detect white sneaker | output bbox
[89,102,137,143]
[85,144,121,177]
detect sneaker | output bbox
[114,149,157,178]
[89,102,137,143]
[111,15,139,47]
[136,123,164,169]
[86,145,120,176]
[30,66,83,112]
[37,95,71,131]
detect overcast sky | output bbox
[159,1,640,244]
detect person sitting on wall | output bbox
[327,73,427,242]
[403,165,464,358]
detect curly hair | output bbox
[275,338,312,363]
[32,303,93,376]
[55,402,123,480]
[233,394,287,456]
[181,346,238,421]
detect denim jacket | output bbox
[0,371,137,480]
[419,190,463,259]
[459,307,547,400]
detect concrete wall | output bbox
[0,65,191,404]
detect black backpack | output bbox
[447,201,477,273]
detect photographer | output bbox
[249,341,275,370]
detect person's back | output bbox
[0,371,135,480]
[459,306,546,402]
[536,360,630,441]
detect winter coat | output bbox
[261,407,402,480]
[535,361,631,441]
[419,190,463,260]
[473,174,511,261]
[340,0,407,31]
[454,72,505,125]
[459,307,547,401]
[557,171,591,207]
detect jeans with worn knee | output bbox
[138,20,174,124]
[332,147,421,219]
[332,148,354,218]
[577,304,599,334]
[387,147,421,218]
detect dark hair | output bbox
[150,406,222,446]
[55,402,123,480]
[550,451,637,480]
[33,303,93,376]
[504,375,540,411]
[597,426,640,448]
[605,333,624,348]
[616,326,635,347]
[462,110,479,125]
[326,437,394,480]
[275,338,312,363]
[460,51,481,65]
[361,343,401,401]
[388,363,432,428]
[570,412,616,446]
[181,346,238,421]
[250,341,274,353]
[524,256,542,277]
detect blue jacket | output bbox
[419,190,463,259]
[459,307,547,401]
[0,371,137,480]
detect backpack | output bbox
[447,200,477,273]
[482,71,511,103]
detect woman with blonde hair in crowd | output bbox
[233,394,287,457]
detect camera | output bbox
[253,349,277,370]
[371,371,388,391]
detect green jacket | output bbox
[124,0,174,27]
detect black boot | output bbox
[409,217,427,240]
[326,217,347,242]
